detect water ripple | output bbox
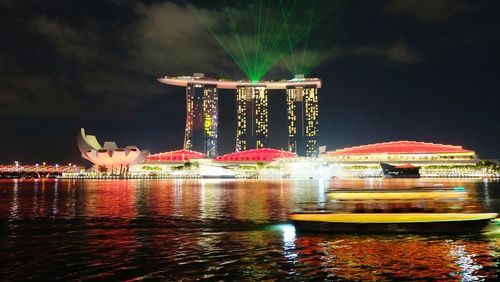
[0,179,499,280]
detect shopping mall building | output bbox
[322,141,482,178]
[129,148,300,178]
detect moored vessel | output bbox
[380,162,420,178]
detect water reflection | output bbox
[450,243,483,281]
[52,181,58,217]
[483,178,491,209]
[0,179,499,280]
[283,225,300,277]
[293,234,499,281]
[32,180,39,218]
[9,180,19,221]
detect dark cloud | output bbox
[131,2,237,76]
[0,1,252,118]
[386,0,472,23]
[332,42,424,64]
[0,0,499,162]
[384,42,424,63]
[34,15,101,62]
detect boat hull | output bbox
[290,213,497,234]
[383,174,420,179]
[380,162,420,178]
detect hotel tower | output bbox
[184,74,218,157]
[236,85,269,151]
[158,74,321,156]
[286,75,319,157]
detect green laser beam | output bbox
[280,0,348,76]
[191,0,349,80]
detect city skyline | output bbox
[0,0,499,164]
[2,2,500,280]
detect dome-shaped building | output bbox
[215,148,297,163]
[325,141,477,163]
[324,141,480,178]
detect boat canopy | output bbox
[327,187,467,201]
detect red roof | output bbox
[146,149,206,162]
[215,148,297,162]
[329,141,473,155]
[394,164,418,169]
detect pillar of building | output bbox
[236,86,268,151]
[286,84,319,157]
[184,78,218,157]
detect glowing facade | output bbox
[77,128,148,173]
[236,86,269,151]
[145,149,206,162]
[184,76,218,157]
[215,148,296,163]
[286,84,319,157]
[158,75,321,153]
[326,141,477,163]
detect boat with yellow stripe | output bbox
[326,187,467,201]
[290,187,497,233]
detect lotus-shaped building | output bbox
[77,128,148,173]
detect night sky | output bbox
[1,0,499,165]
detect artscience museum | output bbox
[77,128,148,174]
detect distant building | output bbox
[325,141,477,164]
[158,75,321,153]
[184,73,218,157]
[129,149,237,178]
[286,78,319,157]
[215,148,296,164]
[77,128,148,174]
[236,86,269,151]
[144,149,206,163]
[215,148,298,179]
[324,141,480,178]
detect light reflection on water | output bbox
[0,178,499,280]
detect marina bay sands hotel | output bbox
[159,73,321,158]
